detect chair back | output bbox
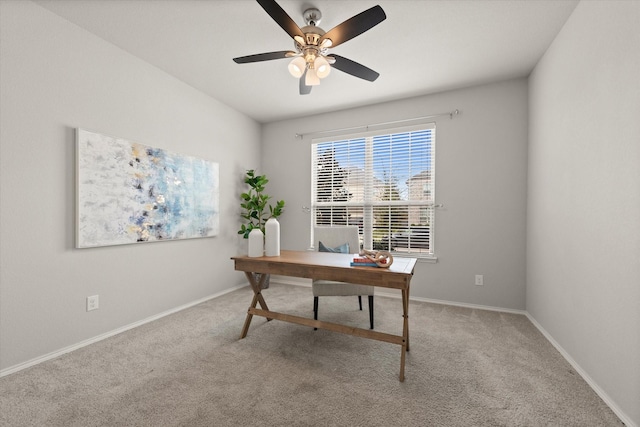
[314,226,360,254]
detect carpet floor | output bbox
[0,283,623,426]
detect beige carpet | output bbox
[0,283,623,426]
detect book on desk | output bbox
[350,256,387,268]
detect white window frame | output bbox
[311,123,436,259]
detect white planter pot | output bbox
[265,217,280,256]
[248,228,264,257]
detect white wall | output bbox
[527,1,640,425]
[0,1,260,371]
[263,79,529,310]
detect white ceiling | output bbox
[35,0,578,123]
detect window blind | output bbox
[311,124,435,257]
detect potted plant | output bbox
[238,169,285,238]
[238,170,285,289]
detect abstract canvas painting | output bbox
[76,129,219,248]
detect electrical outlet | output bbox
[87,295,99,311]
[475,275,484,286]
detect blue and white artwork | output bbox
[76,129,219,248]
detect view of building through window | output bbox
[311,125,435,257]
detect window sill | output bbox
[392,253,437,263]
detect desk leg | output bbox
[240,272,271,339]
[403,285,410,352]
[400,285,410,382]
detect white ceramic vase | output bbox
[248,228,264,257]
[265,217,280,256]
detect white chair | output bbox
[313,226,374,329]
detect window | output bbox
[311,124,436,258]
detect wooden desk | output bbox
[231,250,417,381]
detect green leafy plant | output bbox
[238,169,285,239]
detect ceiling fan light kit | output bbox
[233,0,386,95]
[305,67,320,86]
[288,56,306,78]
[314,56,331,78]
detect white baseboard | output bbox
[0,284,247,378]
[525,313,635,427]
[407,295,526,315]
[270,276,526,315]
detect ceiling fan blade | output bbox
[233,51,296,64]
[257,0,305,41]
[331,55,380,82]
[299,69,312,95]
[319,5,386,49]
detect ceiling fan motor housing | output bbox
[296,17,328,68]
[301,27,324,45]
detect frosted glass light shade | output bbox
[305,68,320,86]
[314,56,331,78]
[288,57,306,78]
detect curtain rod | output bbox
[295,109,459,139]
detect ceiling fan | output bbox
[233,0,386,95]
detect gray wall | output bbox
[0,1,259,371]
[262,79,529,310]
[527,1,640,425]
